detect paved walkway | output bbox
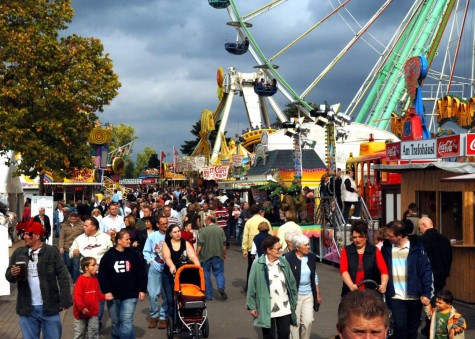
[1,239,474,338]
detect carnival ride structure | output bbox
[201,0,475,164]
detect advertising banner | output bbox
[466,133,475,156]
[401,139,437,160]
[436,134,463,158]
[202,166,229,180]
[386,142,401,160]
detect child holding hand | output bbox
[421,289,466,339]
[73,257,105,339]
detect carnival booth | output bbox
[375,160,475,303]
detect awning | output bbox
[44,182,102,186]
[374,162,475,174]
[217,180,266,190]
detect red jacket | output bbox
[73,275,105,319]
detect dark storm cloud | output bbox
[63,0,468,158]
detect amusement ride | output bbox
[184,1,475,264]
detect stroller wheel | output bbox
[202,318,210,338]
[166,316,174,339]
[193,323,201,339]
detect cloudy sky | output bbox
[64,1,468,159]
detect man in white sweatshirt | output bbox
[69,217,113,329]
[70,217,113,265]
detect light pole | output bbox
[282,106,308,186]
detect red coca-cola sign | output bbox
[386,142,401,160]
[466,133,475,156]
[436,135,460,158]
[142,178,157,184]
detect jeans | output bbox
[386,298,422,339]
[290,294,314,339]
[343,200,360,224]
[147,267,167,320]
[227,219,236,240]
[262,314,291,339]
[108,298,138,339]
[74,316,99,339]
[202,256,225,299]
[55,223,60,237]
[19,305,62,339]
[162,273,175,319]
[235,225,243,245]
[62,251,80,282]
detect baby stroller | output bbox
[167,264,209,339]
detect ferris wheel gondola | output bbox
[225,37,249,55]
[208,0,229,9]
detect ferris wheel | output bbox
[208,0,475,134]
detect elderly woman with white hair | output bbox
[284,234,321,339]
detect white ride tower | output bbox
[210,66,287,164]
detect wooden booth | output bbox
[376,162,475,303]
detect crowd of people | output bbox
[4,184,468,339]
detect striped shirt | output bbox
[214,207,229,229]
[391,240,417,300]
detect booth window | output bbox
[439,191,462,241]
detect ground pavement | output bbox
[1,239,474,338]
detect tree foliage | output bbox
[148,153,160,169]
[0,1,121,182]
[110,124,137,179]
[124,159,135,179]
[134,146,157,178]
[180,119,228,156]
[110,123,138,153]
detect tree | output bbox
[110,123,138,153]
[0,1,121,194]
[110,123,138,179]
[124,160,135,179]
[148,154,160,169]
[180,119,229,156]
[134,146,157,178]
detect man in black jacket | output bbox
[418,216,452,292]
[6,221,72,339]
[33,207,52,242]
[418,216,452,338]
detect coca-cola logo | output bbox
[470,138,475,151]
[387,146,399,157]
[437,140,458,155]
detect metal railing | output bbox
[102,176,132,199]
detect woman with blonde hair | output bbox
[124,214,139,250]
[91,208,103,223]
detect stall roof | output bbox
[44,182,102,186]
[374,162,475,174]
[246,149,326,181]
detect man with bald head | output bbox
[418,216,453,338]
[418,217,452,293]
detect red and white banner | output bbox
[386,142,401,160]
[466,133,475,156]
[436,135,462,158]
[232,154,243,167]
[202,166,229,180]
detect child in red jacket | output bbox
[73,257,105,338]
[181,221,196,245]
